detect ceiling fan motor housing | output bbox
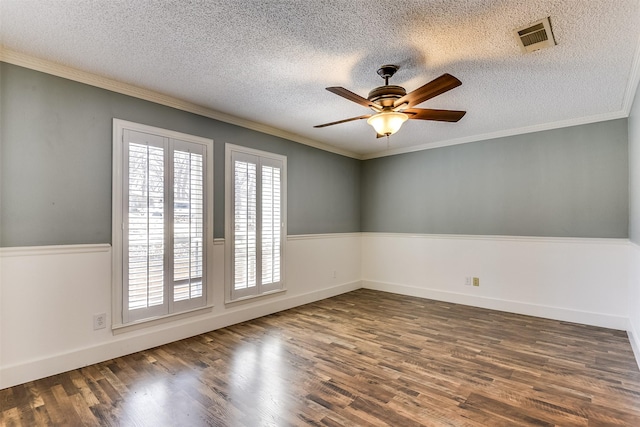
[368,85,406,108]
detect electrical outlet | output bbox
[333,270,337,279]
[465,277,472,286]
[93,313,107,330]
[473,277,480,287]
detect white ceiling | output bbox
[1,0,639,159]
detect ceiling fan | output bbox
[314,65,466,137]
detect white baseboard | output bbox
[3,275,636,388]
[0,280,361,389]
[362,280,628,330]
[628,319,640,371]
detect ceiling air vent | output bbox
[515,17,556,53]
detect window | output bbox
[225,144,286,302]
[112,119,213,326]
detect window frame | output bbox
[224,144,287,303]
[112,119,214,329]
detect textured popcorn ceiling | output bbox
[1,0,639,158]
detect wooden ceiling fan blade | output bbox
[394,74,462,109]
[404,108,466,122]
[314,114,372,128]
[326,87,380,109]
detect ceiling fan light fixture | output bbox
[367,111,408,136]
[315,66,465,137]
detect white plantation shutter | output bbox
[121,128,208,323]
[173,150,204,301]
[127,140,165,311]
[261,161,281,285]
[233,159,257,291]
[171,140,205,312]
[227,146,286,301]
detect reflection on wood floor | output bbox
[2,289,640,426]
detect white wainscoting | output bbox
[628,243,640,370]
[361,233,630,330]
[2,232,637,388]
[0,234,362,389]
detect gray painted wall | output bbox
[1,62,630,246]
[0,63,361,246]
[629,82,640,244]
[361,120,629,238]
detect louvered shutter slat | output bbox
[127,143,164,310]
[173,149,204,301]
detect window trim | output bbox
[224,144,287,304]
[112,119,214,329]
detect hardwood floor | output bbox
[2,289,640,426]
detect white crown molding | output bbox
[364,35,640,160]
[0,47,362,160]
[2,46,637,162]
[362,110,629,160]
[623,29,640,115]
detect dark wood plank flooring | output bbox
[2,289,640,426]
